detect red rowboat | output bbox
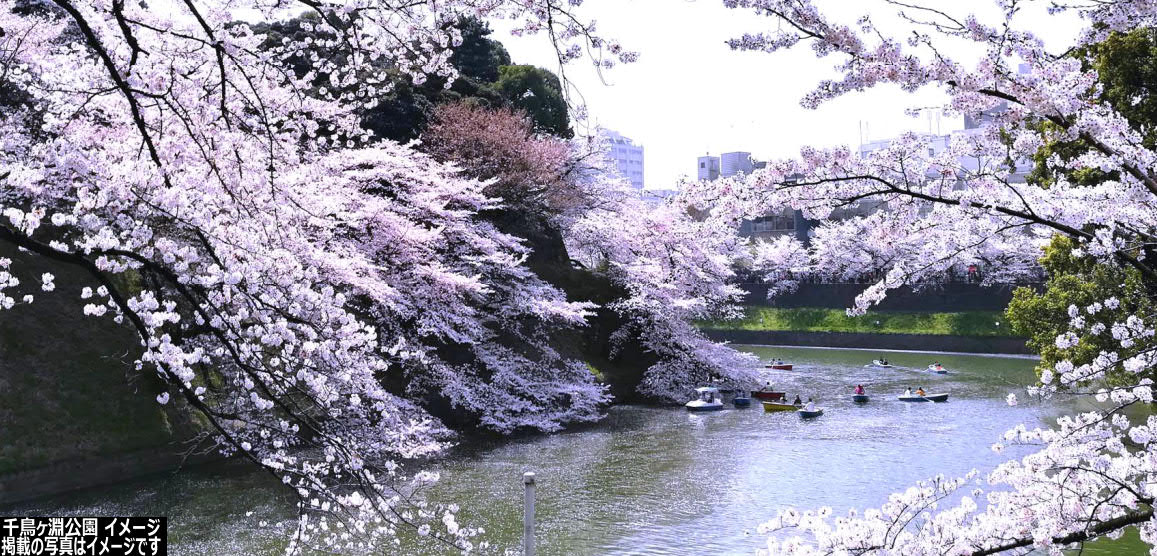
[751,390,786,401]
[765,363,793,370]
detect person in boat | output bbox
[916,387,926,396]
[881,358,888,365]
[904,387,912,396]
[855,384,865,395]
[804,398,816,412]
[792,394,802,405]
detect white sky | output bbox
[494,0,1085,189]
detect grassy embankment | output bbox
[699,306,1018,337]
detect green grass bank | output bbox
[699,307,1018,337]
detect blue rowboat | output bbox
[798,408,824,418]
[852,394,870,403]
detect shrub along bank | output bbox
[699,307,1018,338]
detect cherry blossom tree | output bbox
[422,101,762,403]
[421,101,596,217]
[18,0,1155,552]
[682,0,1157,553]
[0,0,636,550]
[0,0,762,550]
[291,145,610,435]
[566,196,762,400]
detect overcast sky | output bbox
[493,0,1084,189]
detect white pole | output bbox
[523,472,536,556]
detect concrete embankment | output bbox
[702,329,1031,355]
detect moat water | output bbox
[8,346,1144,554]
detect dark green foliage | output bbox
[1027,28,1157,188]
[1024,120,1115,188]
[361,75,438,144]
[248,14,569,142]
[1008,29,1157,386]
[699,307,1014,337]
[1088,28,1157,148]
[363,17,513,142]
[448,17,512,84]
[11,0,66,18]
[493,65,573,138]
[1005,236,1155,385]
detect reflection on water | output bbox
[5,346,1147,555]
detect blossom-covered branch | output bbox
[689,0,1157,553]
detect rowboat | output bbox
[732,396,752,408]
[798,408,824,418]
[766,359,793,370]
[865,360,895,368]
[750,389,787,401]
[762,401,799,413]
[898,393,949,403]
[927,364,948,374]
[686,387,725,411]
[852,394,870,403]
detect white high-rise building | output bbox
[720,151,754,177]
[697,155,720,181]
[603,130,644,189]
[698,152,759,181]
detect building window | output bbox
[751,214,795,232]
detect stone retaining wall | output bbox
[0,450,219,505]
[742,283,1037,312]
[702,329,1031,354]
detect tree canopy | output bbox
[0,0,742,550]
[1007,236,1156,386]
[449,16,512,84]
[493,64,573,138]
[7,0,1157,554]
[1008,27,1157,386]
[251,14,569,143]
[685,2,1157,553]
